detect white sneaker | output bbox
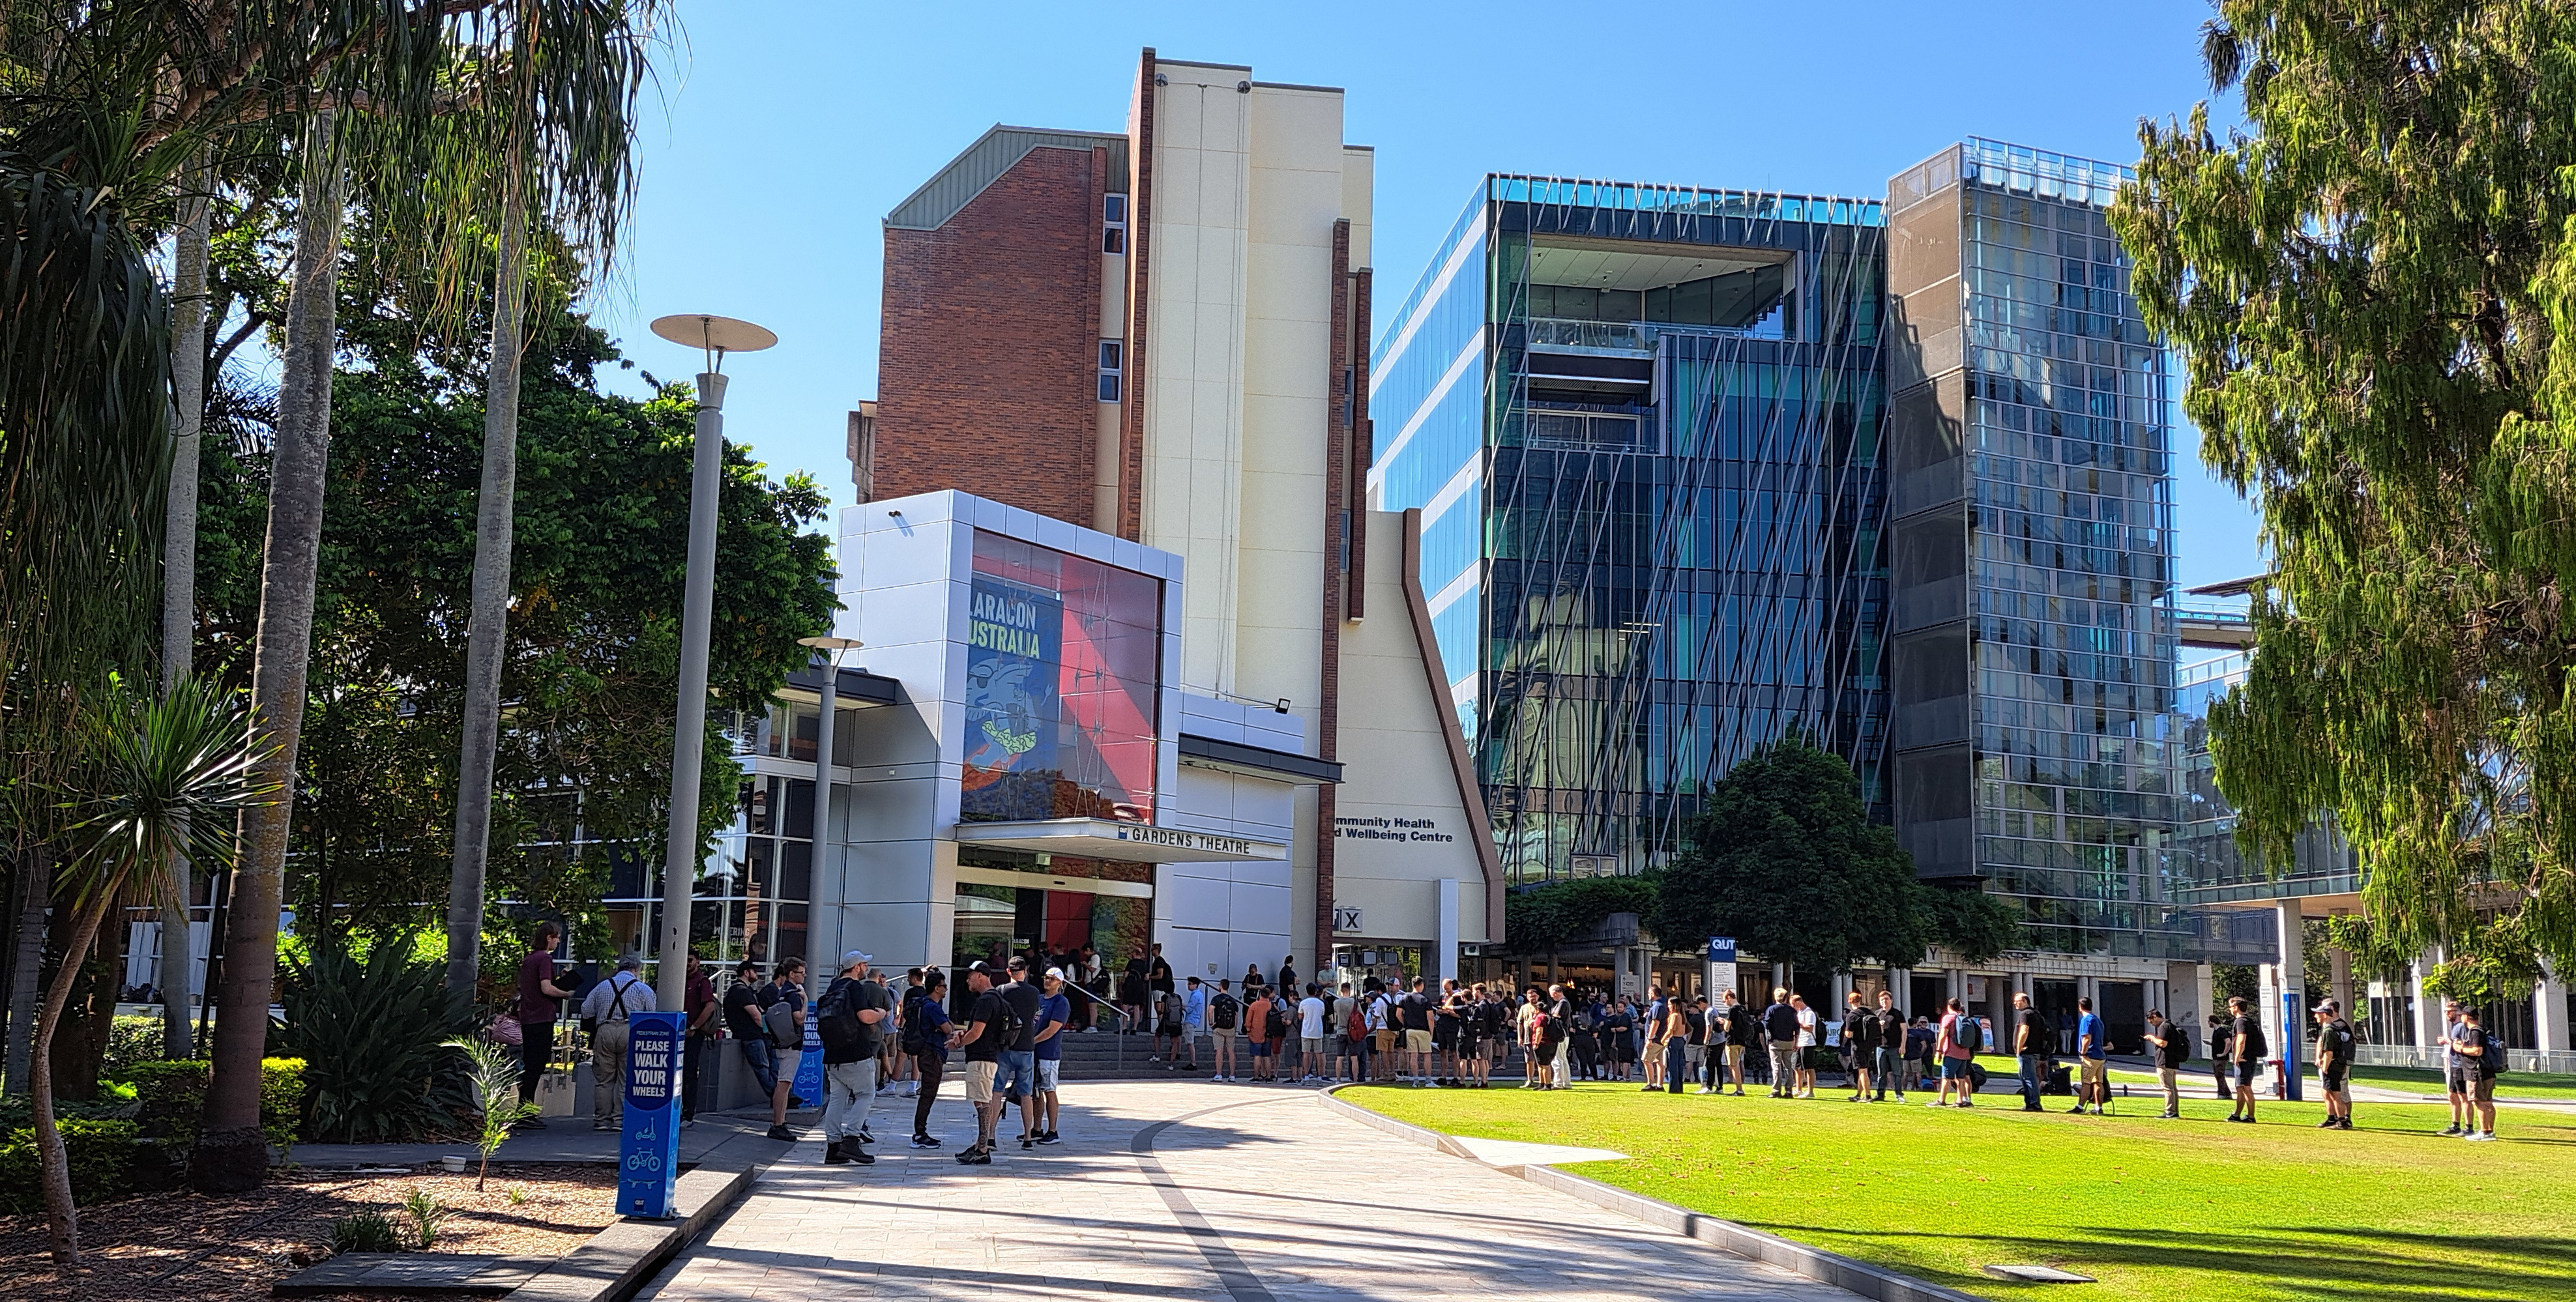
[2466,1130,2495,1142]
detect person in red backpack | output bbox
[1336,981,1367,1084]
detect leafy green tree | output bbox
[1651,738,1940,976]
[2114,2,2576,986]
[1503,875,1660,956]
[193,319,836,952]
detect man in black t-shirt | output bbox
[2457,1007,2500,1140]
[1843,991,1880,1102]
[1871,991,1907,1102]
[2012,991,2050,1112]
[2144,1008,2188,1118]
[816,952,892,1165]
[2313,1000,2356,1131]
[990,958,1046,1150]
[1396,979,1435,1085]
[1761,991,1801,1098]
[2226,995,2266,1123]
[954,962,1012,1164]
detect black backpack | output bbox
[816,980,871,1058]
[986,992,1024,1049]
[1263,1000,1290,1041]
[900,988,930,1054]
[1210,993,1238,1030]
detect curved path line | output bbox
[1131,1096,1297,1302]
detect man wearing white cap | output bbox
[815,950,892,1165]
[1033,967,1072,1144]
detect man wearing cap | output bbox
[816,950,892,1166]
[991,957,1046,1149]
[1032,968,1072,1144]
[954,962,1010,1163]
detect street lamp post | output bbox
[647,313,776,1009]
[797,635,862,964]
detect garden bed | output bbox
[0,1164,616,1301]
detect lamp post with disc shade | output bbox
[798,634,862,965]
[647,313,775,1009]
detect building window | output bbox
[1102,193,1127,254]
[1097,340,1122,402]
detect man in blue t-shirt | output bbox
[2071,994,2110,1115]
[1032,968,1073,1145]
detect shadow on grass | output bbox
[1761,1219,2576,1299]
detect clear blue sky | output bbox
[588,0,2264,592]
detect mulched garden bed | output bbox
[0,1164,617,1301]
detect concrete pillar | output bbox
[2328,944,2354,1018]
[1945,968,1965,1007]
[2536,962,2571,1056]
[2276,901,2305,1002]
[2412,949,2446,1054]
[1832,972,1854,1013]
[1435,878,1460,985]
[1886,967,1911,1015]
[1770,962,1787,999]
[2077,975,2098,1011]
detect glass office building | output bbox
[1883,139,2191,957]
[1371,177,1890,884]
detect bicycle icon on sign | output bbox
[624,1151,663,1174]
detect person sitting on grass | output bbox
[2225,994,2266,1123]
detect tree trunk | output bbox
[158,151,212,1060]
[196,116,343,1194]
[3,848,51,1094]
[35,875,123,1265]
[445,194,527,1007]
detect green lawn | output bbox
[1351,1082,2576,1302]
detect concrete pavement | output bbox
[637,1079,1864,1302]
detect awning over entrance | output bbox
[952,817,1287,863]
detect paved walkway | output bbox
[638,1080,1862,1302]
[287,1110,805,1170]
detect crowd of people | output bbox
[514,922,2521,1165]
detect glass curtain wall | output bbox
[1375,175,1889,884]
[1952,139,2187,955]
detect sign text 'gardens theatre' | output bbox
[1333,815,1456,846]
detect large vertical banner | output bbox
[961,576,1062,819]
[618,1011,683,1218]
[792,991,824,1105]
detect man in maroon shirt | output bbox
[682,954,719,1123]
[514,921,573,1124]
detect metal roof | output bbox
[885,124,1128,231]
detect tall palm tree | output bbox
[33,677,269,1265]
[441,0,672,1004]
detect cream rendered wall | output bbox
[1332,511,1493,946]
[1341,145,1373,270]
[1139,63,1252,702]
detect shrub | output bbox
[276,946,475,1142]
[0,1120,140,1213]
[329,1209,405,1255]
[117,1056,308,1155]
[103,1015,166,1079]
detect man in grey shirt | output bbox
[580,955,655,1131]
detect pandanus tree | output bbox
[31,678,271,1265]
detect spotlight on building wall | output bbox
[1275,699,1291,714]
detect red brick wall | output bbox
[874,146,1103,527]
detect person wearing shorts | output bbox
[2440,1000,2472,1135]
[1332,982,1364,1084]
[1932,998,1976,1108]
[2226,994,2266,1123]
[1032,968,1071,1144]
[954,963,1006,1164]
[1298,983,1329,1084]
[2457,1007,2500,1140]
[1400,979,1437,1082]
[2072,995,2111,1114]
[2313,1000,2354,1131]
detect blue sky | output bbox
[587,0,2264,591]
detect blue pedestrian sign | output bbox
[791,987,823,1105]
[619,1011,684,1219]
[1706,937,1736,963]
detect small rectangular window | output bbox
[1102,193,1128,255]
[1097,340,1122,403]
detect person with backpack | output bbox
[759,957,809,1135]
[1400,979,1441,1087]
[1433,981,1467,1086]
[579,954,654,1132]
[2311,1000,2354,1131]
[1602,996,1635,1084]
[1244,986,1276,1082]
[816,951,893,1165]
[512,921,573,1123]
[2225,994,2266,1123]
[1931,997,1978,1107]
[2145,1007,2189,1118]
[1207,977,1242,1082]
[2456,1005,2500,1141]
[901,969,952,1148]
[1334,981,1366,1084]
[952,962,1015,1164]
[1154,987,1188,1067]
[1843,990,1880,1103]
[724,959,791,1142]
